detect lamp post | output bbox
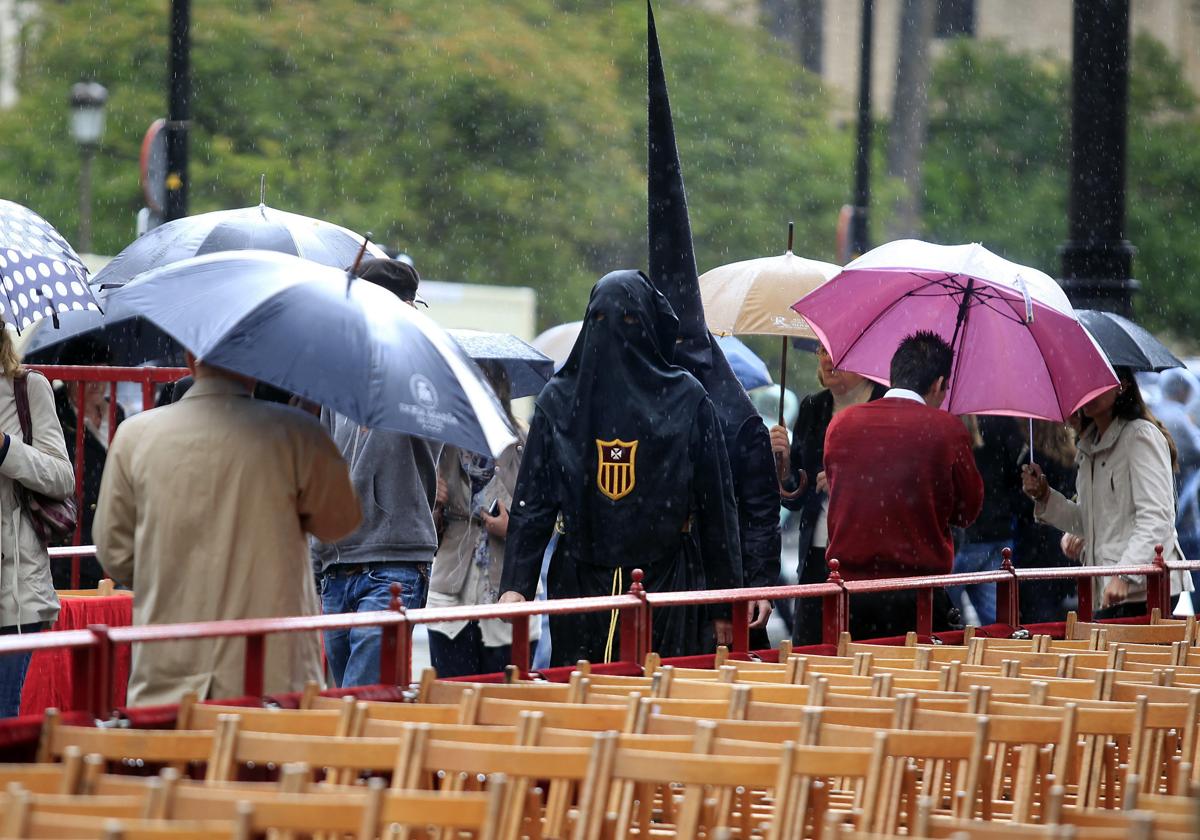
[69,81,108,254]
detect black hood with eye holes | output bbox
[537,269,703,440]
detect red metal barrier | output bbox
[4,543,1189,719]
[28,365,189,587]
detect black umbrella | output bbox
[1077,309,1183,373]
[446,329,554,399]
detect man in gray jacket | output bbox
[311,257,442,687]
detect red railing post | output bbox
[1147,544,1169,618]
[995,548,1019,628]
[821,559,848,646]
[397,617,412,688]
[243,634,265,698]
[626,569,650,666]
[915,587,933,638]
[86,624,113,718]
[509,614,530,679]
[730,600,749,654]
[378,583,403,685]
[1077,576,1094,622]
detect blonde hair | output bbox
[0,328,22,379]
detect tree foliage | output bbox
[0,0,851,328]
[923,34,1200,340]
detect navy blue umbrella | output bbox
[107,251,516,456]
[715,335,772,391]
[0,200,100,332]
[24,203,387,362]
[447,329,554,399]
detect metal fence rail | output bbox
[2,544,1188,718]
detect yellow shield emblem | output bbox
[596,438,638,501]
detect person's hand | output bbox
[1021,463,1049,502]
[713,618,733,647]
[769,425,791,475]
[435,476,448,508]
[1103,575,1130,608]
[498,591,526,604]
[480,501,509,538]
[748,599,773,629]
[815,471,829,495]
[1061,533,1084,562]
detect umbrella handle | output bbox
[779,335,788,428]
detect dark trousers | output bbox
[0,623,42,718]
[428,622,520,678]
[847,588,958,641]
[1094,594,1181,621]
[792,547,828,646]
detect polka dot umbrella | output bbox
[0,200,100,332]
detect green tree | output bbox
[0,0,851,329]
[921,35,1200,341]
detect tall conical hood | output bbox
[647,0,711,371]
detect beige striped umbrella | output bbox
[699,225,840,424]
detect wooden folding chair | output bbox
[205,715,403,784]
[394,722,599,840]
[463,695,639,731]
[574,732,782,840]
[162,775,506,840]
[1065,611,1194,646]
[175,694,361,736]
[37,710,220,779]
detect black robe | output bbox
[501,271,742,665]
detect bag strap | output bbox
[12,371,32,446]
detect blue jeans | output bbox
[0,624,41,718]
[949,541,1008,627]
[320,563,428,688]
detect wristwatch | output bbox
[1119,572,1139,585]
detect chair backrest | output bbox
[206,716,403,783]
[466,696,637,731]
[37,711,218,771]
[177,697,358,736]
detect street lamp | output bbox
[69,81,108,253]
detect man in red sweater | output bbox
[824,331,984,639]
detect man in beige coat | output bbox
[95,357,361,706]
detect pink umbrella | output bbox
[792,239,1117,421]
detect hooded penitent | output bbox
[501,270,741,665]
[645,0,779,592]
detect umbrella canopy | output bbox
[699,250,840,338]
[0,199,100,332]
[92,203,386,289]
[715,335,772,391]
[24,204,387,363]
[446,329,554,399]
[1076,309,1183,373]
[793,239,1118,421]
[107,250,515,457]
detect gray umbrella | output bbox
[23,203,386,363]
[107,250,516,457]
[447,329,554,399]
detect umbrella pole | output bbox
[1029,417,1035,465]
[779,336,788,428]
